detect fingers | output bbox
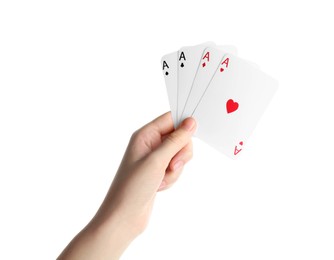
[158,141,193,191]
[128,112,178,160]
[152,117,196,164]
[169,141,193,171]
[141,111,175,136]
[158,166,184,191]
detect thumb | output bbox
[153,117,196,163]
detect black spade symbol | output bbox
[165,71,169,76]
[180,63,184,68]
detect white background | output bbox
[1,1,333,259]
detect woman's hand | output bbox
[58,112,196,259]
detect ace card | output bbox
[161,52,178,127]
[177,42,215,125]
[192,54,278,158]
[180,47,227,122]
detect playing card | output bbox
[217,45,260,69]
[192,53,278,158]
[180,46,227,122]
[217,45,238,56]
[177,42,215,125]
[161,52,178,128]
[179,45,259,121]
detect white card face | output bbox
[192,54,278,159]
[177,42,215,125]
[180,47,227,122]
[217,45,238,56]
[161,52,178,128]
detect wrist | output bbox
[93,184,152,238]
[82,211,138,259]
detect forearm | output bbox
[57,213,137,260]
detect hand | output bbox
[58,112,196,260]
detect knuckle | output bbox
[166,131,184,146]
[130,129,141,142]
[131,128,148,144]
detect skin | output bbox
[58,112,196,260]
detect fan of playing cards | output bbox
[161,42,278,158]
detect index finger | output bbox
[141,111,175,136]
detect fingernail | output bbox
[181,118,196,132]
[159,181,167,190]
[173,160,184,171]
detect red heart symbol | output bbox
[220,68,224,72]
[226,99,239,113]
